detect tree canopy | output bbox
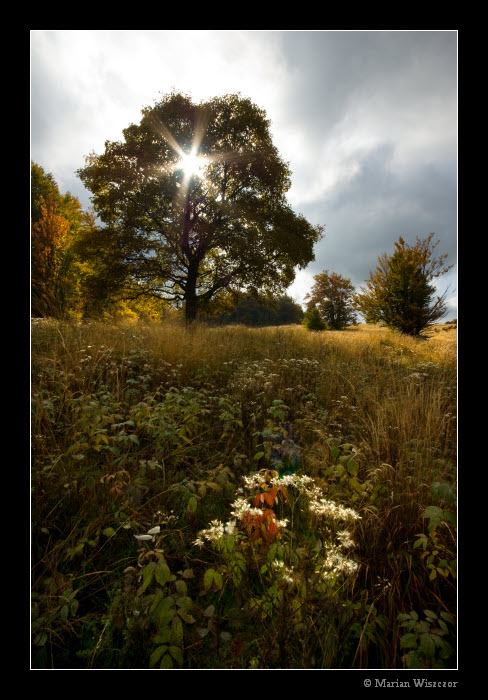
[304,270,357,330]
[354,233,453,336]
[76,92,323,323]
[31,162,86,317]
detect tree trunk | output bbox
[184,265,199,325]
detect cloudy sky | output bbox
[30,29,458,319]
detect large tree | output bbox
[76,92,323,323]
[354,233,453,336]
[304,270,357,330]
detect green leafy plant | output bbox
[397,609,456,668]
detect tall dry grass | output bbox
[31,319,457,668]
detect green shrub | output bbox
[303,308,327,331]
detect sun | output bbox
[178,150,207,178]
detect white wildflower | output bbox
[230,497,252,519]
[309,497,360,522]
[196,519,225,544]
[224,519,237,535]
[336,529,355,549]
[320,545,359,577]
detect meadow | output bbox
[31,319,457,669]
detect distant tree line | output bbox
[213,294,304,326]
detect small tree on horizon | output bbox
[304,270,357,330]
[354,233,453,337]
[303,307,327,331]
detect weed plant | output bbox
[31,319,457,668]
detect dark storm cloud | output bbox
[280,30,456,142]
[288,136,457,316]
[276,31,457,315]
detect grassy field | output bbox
[31,319,457,669]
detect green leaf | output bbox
[149,645,168,668]
[400,633,418,649]
[160,653,173,669]
[254,452,265,461]
[444,511,457,527]
[423,610,438,620]
[431,481,456,505]
[440,611,455,626]
[153,596,176,626]
[174,579,187,596]
[203,569,215,590]
[438,619,449,634]
[213,572,223,589]
[397,613,412,622]
[413,534,428,550]
[330,446,340,460]
[419,633,436,658]
[170,614,184,647]
[176,596,193,611]
[153,629,172,645]
[155,561,172,587]
[168,646,183,667]
[177,608,196,624]
[139,562,156,592]
[347,459,359,476]
[34,632,48,647]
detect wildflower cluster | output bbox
[194,468,361,590]
[316,543,359,579]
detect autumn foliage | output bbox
[304,270,357,330]
[31,196,71,316]
[240,470,288,545]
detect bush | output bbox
[303,308,327,331]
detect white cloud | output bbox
[286,268,317,307]
[31,30,291,176]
